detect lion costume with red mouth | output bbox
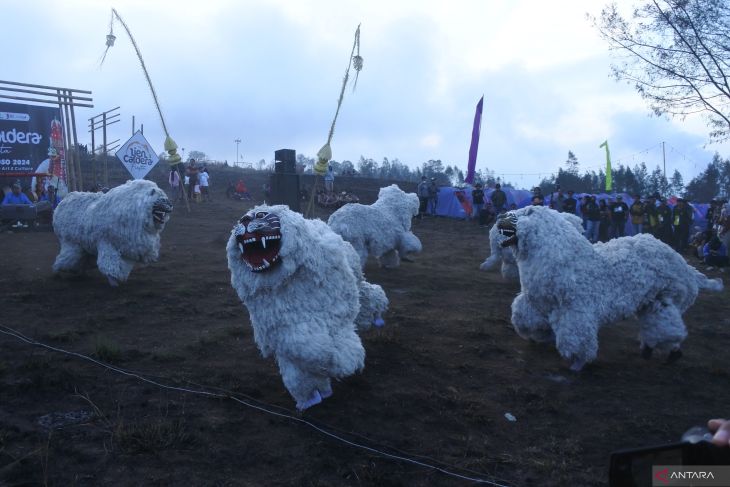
[226,205,388,410]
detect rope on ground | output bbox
[0,325,511,486]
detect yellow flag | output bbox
[600,140,612,192]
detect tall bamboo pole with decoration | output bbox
[307,24,363,217]
[100,8,190,211]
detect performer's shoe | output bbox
[297,390,322,411]
[373,317,385,328]
[640,345,653,360]
[319,386,333,399]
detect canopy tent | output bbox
[434,186,533,218]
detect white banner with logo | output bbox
[115,131,159,179]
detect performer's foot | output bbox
[569,359,586,372]
[666,349,683,364]
[297,390,322,411]
[641,344,654,359]
[107,276,120,287]
[319,386,333,399]
[373,317,385,328]
[401,256,415,263]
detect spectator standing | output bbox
[580,195,591,230]
[491,183,507,214]
[656,198,674,245]
[551,189,565,212]
[324,165,335,194]
[599,199,612,242]
[584,196,601,243]
[199,167,211,202]
[645,195,659,236]
[186,159,199,201]
[703,235,729,269]
[168,167,181,201]
[471,183,485,221]
[706,200,719,231]
[609,195,629,238]
[417,176,429,218]
[672,198,693,253]
[630,195,645,236]
[427,178,438,215]
[562,190,577,215]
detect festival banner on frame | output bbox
[116,131,159,180]
[0,101,68,193]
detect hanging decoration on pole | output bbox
[100,8,189,210]
[314,24,363,176]
[464,95,484,185]
[600,140,612,192]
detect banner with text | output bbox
[0,102,67,189]
[116,131,159,180]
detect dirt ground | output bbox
[1,174,729,487]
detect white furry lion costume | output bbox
[226,205,388,410]
[496,206,722,370]
[480,211,583,280]
[52,179,172,286]
[328,184,422,268]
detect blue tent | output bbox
[434,186,533,218]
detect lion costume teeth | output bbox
[226,205,388,410]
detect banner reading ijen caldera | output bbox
[0,101,68,193]
[116,131,159,180]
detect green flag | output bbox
[600,140,612,192]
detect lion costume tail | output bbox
[695,270,724,292]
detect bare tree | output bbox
[592,0,730,141]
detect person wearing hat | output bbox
[562,190,577,215]
[471,183,485,222]
[609,195,629,238]
[2,182,34,228]
[672,198,693,253]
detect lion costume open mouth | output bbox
[234,210,282,272]
[497,212,519,247]
[152,197,173,226]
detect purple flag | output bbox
[464,96,483,185]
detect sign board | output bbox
[0,102,68,192]
[115,131,159,179]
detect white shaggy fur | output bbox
[480,212,583,280]
[328,184,422,268]
[504,206,722,370]
[226,205,388,410]
[52,180,172,286]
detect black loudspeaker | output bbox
[274,149,296,174]
[270,173,300,212]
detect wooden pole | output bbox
[103,112,108,187]
[57,90,75,191]
[67,90,83,191]
[90,115,96,186]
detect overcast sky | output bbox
[5,0,729,188]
